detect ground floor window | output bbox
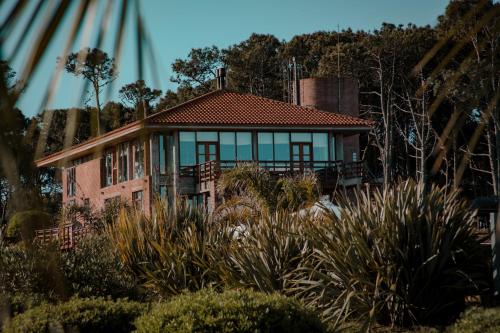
[132,190,144,211]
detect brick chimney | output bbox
[216,67,226,90]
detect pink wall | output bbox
[62,158,152,216]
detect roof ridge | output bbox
[222,90,367,122]
[147,89,224,120]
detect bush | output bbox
[4,297,145,333]
[0,293,47,329]
[134,289,326,333]
[6,210,53,242]
[0,235,138,300]
[60,234,138,299]
[0,244,64,297]
[447,307,500,333]
[297,180,489,328]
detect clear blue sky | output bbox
[1,0,449,117]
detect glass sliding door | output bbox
[291,142,312,171]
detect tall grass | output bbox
[106,198,229,298]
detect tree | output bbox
[171,46,223,91]
[61,48,117,136]
[224,34,283,100]
[119,80,161,118]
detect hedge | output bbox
[446,307,500,333]
[4,297,145,333]
[135,289,327,333]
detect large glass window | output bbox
[133,141,144,178]
[220,132,236,160]
[274,133,290,161]
[196,131,218,141]
[118,143,129,182]
[258,132,273,161]
[236,132,252,160]
[313,133,328,161]
[331,136,336,160]
[291,132,312,142]
[179,132,196,166]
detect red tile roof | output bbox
[147,90,371,128]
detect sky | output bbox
[1,0,450,117]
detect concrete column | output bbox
[172,131,180,208]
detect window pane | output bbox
[105,151,113,186]
[179,132,196,166]
[258,133,273,161]
[274,133,289,161]
[236,132,252,161]
[220,132,236,161]
[331,136,336,161]
[134,141,144,179]
[196,131,218,141]
[118,143,128,182]
[159,135,166,174]
[313,133,328,161]
[166,134,174,173]
[291,132,311,142]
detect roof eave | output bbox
[35,121,145,168]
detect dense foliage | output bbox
[3,297,145,333]
[6,210,53,242]
[0,235,136,300]
[134,289,326,333]
[296,180,488,328]
[447,307,500,333]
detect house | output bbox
[35,71,372,215]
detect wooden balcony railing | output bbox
[180,160,364,187]
[35,223,92,250]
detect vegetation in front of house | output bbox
[446,307,500,333]
[0,175,495,332]
[0,235,136,300]
[3,297,145,333]
[294,180,488,328]
[134,289,327,333]
[6,210,53,242]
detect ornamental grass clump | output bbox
[296,180,488,329]
[107,198,231,298]
[216,210,315,294]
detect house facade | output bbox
[35,77,371,215]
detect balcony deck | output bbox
[180,160,364,192]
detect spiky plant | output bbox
[216,164,320,216]
[214,210,316,295]
[294,180,488,330]
[106,198,229,298]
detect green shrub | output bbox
[0,293,47,329]
[4,297,145,333]
[134,289,326,333]
[6,210,53,242]
[297,180,488,329]
[0,235,138,300]
[447,307,500,333]
[60,234,138,299]
[0,244,64,297]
